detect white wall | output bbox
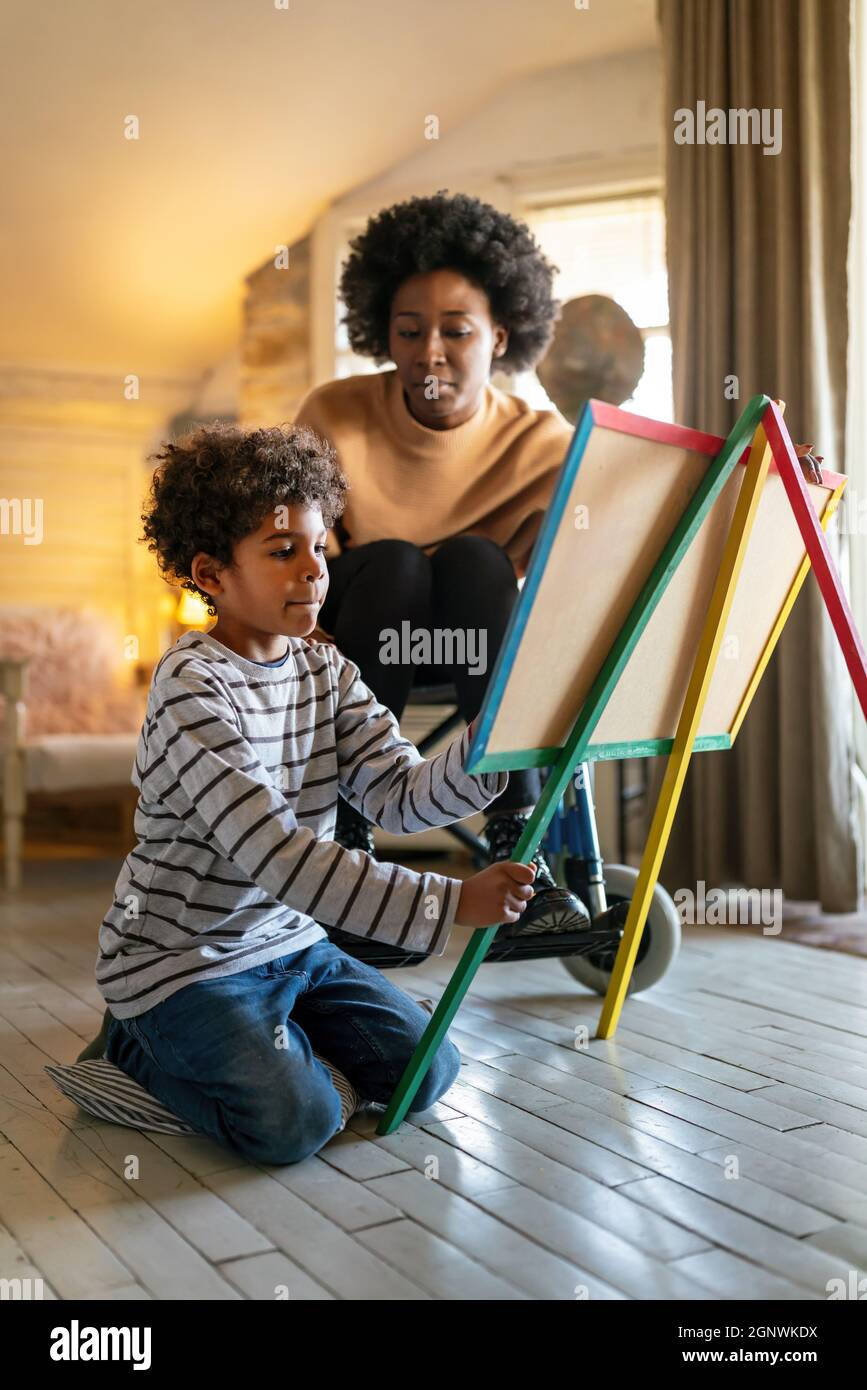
[0,365,199,662]
[334,48,662,211]
[193,347,241,420]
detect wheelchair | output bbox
[327,684,681,998]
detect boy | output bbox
[94,422,535,1166]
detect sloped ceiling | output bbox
[1,0,658,377]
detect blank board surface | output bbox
[476,401,842,764]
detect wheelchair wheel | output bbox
[560,862,681,996]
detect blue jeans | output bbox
[104,939,461,1166]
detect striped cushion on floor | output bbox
[45,1059,198,1135]
[45,1052,360,1138]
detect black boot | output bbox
[484,811,590,936]
[334,798,376,857]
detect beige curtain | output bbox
[654,0,863,911]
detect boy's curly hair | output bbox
[141,422,348,613]
[339,190,561,373]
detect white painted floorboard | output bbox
[1,857,865,1301]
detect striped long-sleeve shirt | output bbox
[96,629,508,1018]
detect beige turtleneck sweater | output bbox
[293,369,573,580]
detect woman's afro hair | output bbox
[339,190,561,372]
[141,422,348,613]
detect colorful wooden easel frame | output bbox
[375,395,864,1136]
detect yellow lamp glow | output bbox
[175,588,212,628]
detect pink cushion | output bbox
[0,607,143,735]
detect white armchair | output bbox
[0,609,144,890]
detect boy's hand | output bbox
[455,861,537,928]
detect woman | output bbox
[295,191,583,932]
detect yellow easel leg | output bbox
[596,417,776,1039]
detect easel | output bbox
[376,395,865,1136]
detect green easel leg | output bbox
[375,743,584,1134]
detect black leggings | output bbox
[318,534,540,814]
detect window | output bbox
[517,191,673,422]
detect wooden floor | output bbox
[2,852,867,1302]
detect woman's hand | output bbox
[795,444,824,485]
[305,623,337,647]
[455,861,537,928]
